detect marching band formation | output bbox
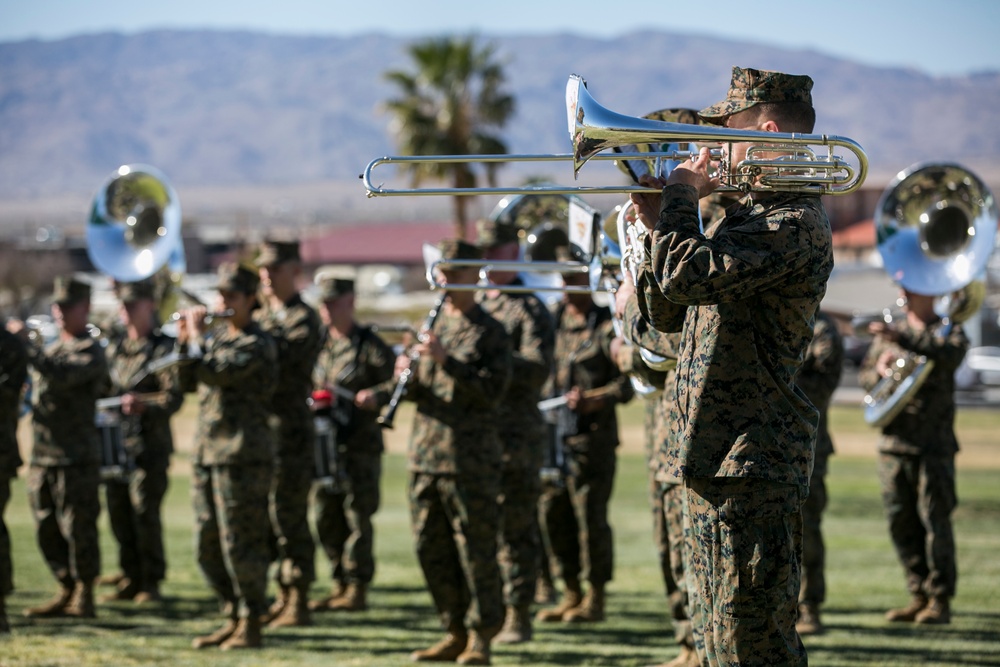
[0,65,994,667]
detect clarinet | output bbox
[377,294,446,429]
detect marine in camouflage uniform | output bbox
[405,239,512,666]
[99,278,183,604]
[254,240,325,628]
[633,67,831,666]
[308,270,395,613]
[13,277,110,620]
[859,289,968,625]
[179,262,278,650]
[537,260,633,625]
[792,310,844,634]
[475,218,555,644]
[0,323,28,632]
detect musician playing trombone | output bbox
[97,278,183,605]
[629,67,832,667]
[308,268,395,613]
[400,239,512,665]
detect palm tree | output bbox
[383,36,516,239]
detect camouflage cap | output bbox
[52,276,91,305]
[314,267,356,301]
[437,238,483,262]
[699,66,813,125]
[476,218,521,249]
[216,261,260,294]
[114,278,156,303]
[256,239,301,267]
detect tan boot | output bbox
[456,624,501,666]
[99,577,139,602]
[494,604,532,644]
[410,627,469,662]
[534,577,556,605]
[96,572,125,587]
[133,583,162,605]
[64,580,96,618]
[24,584,74,618]
[915,596,951,624]
[563,583,604,623]
[260,584,289,623]
[885,593,929,622]
[308,580,346,611]
[268,585,312,628]
[535,578,582,623]
[795,602,824,635]
[327,582,367,612]
[660,644,701,667]
[192,618,239,649]
[220,616,263,650]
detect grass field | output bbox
[2,403,999,666]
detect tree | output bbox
[383,36,516,240]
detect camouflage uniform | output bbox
[254,292,324,591]
[406,299,512,635]
[793,311,844,612]
[539,301,632,598]
[0,327,28,604]
[858,318,968,603]
[638,147,831,667]
[478,282,554,611]
[182,311,278,622]
[25,315,110,595]
[311,323,394,590]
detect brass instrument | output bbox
[363,75,868,198]
[863,162,997,427]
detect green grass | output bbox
[3,416,1000,666]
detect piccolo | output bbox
[169,308,235,323]
[537,385,619,412]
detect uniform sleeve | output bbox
[197,334,272,388]
[441,324,512,409]
[28,338,108,389]
[363,332,398,408]
[511,297,555,391]
[0,334,28,404]
[897,323,969,373]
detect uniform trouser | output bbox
[498,465,542,608]
[105,463,169,589]
[27,464,101,587]
[539,445,616,586]
[661,482,693,649]
[409,472,504,632]
[683,477,806,667]
[313,451,381,586]
[799,468,828,606]
[877,452,957,598]
[269,451,316,588]
[193,463,272,619]
[1,477,13,596]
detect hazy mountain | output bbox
[1,29,998,225]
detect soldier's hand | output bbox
[5,318,27,341]
[354,388,378,411]
[614,276,635,320]
[413,330,446,365]
[565,386,582,411]
[868,321,901,343]
[630,175,666,230]
[875,349,899,377]
[393,352,411,380]
[120,392,147,416]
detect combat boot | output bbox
[456,624,501,666]
[220,616,263,650]
[99,577,139,602]
[536,578,582,623]
[260,584,289,623]
[660,644,701,667]
[308,580,346,611]
[133,583,162,605]
[885,593,929,622]
[328,582,367,612]
[915,596,951,624]
[410,624,469,662]
[563,583,605,623]
[96,571,125,587]
[795,602,824,635]
[23,584,73,617]
[494,604,532,644]
[64,580,96,618]
[534,576,556,605]
[267,585,312,628]
[192,617,239,649]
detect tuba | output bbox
[863,162,997,427]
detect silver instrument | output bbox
[863,162,997,427]
[95,408,131,483]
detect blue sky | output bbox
[2,0,998,77]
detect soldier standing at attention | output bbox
[631,67,832,666]
[179,262,278,650]
[475,218,555,644]
[254,239,324,628]
[7,277,109,620]
[536,249,633,626]
[308,269,395,613]
[99,278,184,605]
[0,319,28,632]
[403,239,512,666]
